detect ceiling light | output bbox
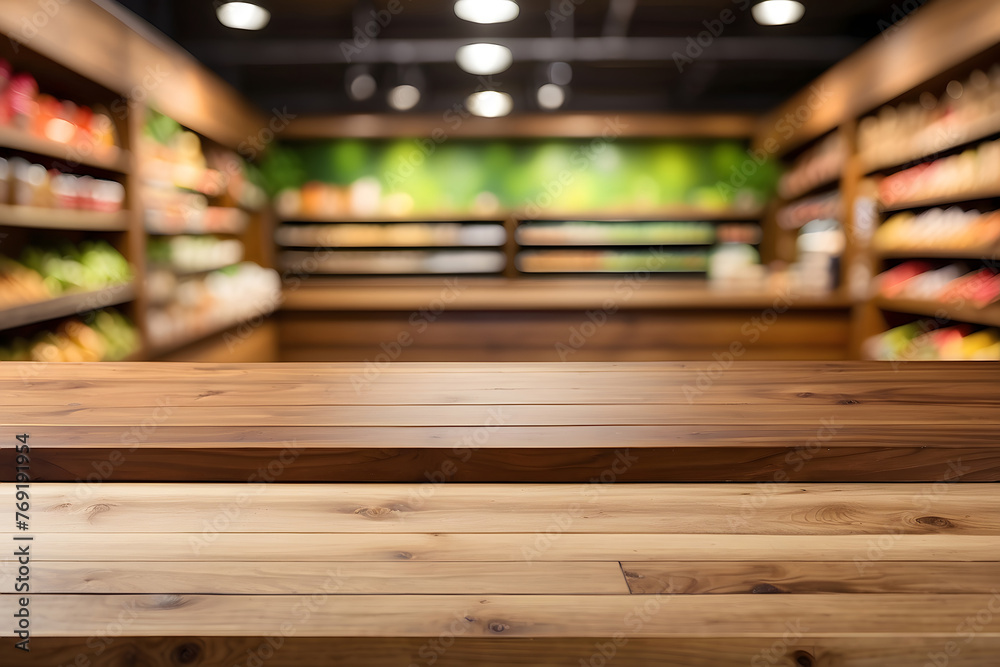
[216,2,271,30]
[536,83,564,110]
[456,43,513,76]
[388,85,421,111]
[466,90,513,118]
[751,1,804,26]
[454,0,519,24]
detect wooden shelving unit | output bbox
[0,4,272,362]
[0,283,135,331]
[0,125,129,173]
[0,204,129,231]
[876,296,1000,328]
[880,184,1000,212]
[757,0,1000,360]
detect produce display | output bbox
[878,262,1000,308]
[142,110,266,209]
[777,192,841,230]
[276,223,506,248]
[280,250,506,275]
[0,157,124,211]
[778,132,845,199]
[874,207,1000,252]
[865,322,1000,361]
[148,235,244,273]
[265,139,777,218]
[0,60,118,151]
[859,66,1000,169]
[878,138,1000,207]
[516,250,708,273]
[0,240,131,308]
[0,308,139,361]
[146,262,280,349]
[516,221,715,246]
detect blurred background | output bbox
[1,0,999,363]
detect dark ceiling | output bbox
[113,0,925,116]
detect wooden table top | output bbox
[3,361,999,662]
[2,360,998,482]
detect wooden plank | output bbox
[621,561,1000,595]
[2,360,997,379]
[6,593,1000,637]
[278,345,853,362]
[275,310,852,348]
[22,637,813,667]
[12,483,1000,535]
[0,561,629,595]
[9,444,998,483]
[12,533,999,563]
[280,279,851,310]
[25,636,1000,667]
[6,403,999,426]
[6,423,999,449]
[4,376,999,407]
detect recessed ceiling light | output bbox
[388,85,421,111]
[216,2,271,30]
[751,0,804,26]
[466,90,513,118]
[454,0,519,24]
[456,43,513,76]
[536,84,565,110]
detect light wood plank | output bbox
[6,594,1000,637]
[14,483,1000,535]
[0,561,629,595]
[6,403,1000,426]
[8,533,999,563]
[622,561,1000,595]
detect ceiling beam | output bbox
[188,36,862,67]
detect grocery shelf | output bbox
[876,295,1000,328]
[862,110,1000,174]
[779,174,841,202]
[518,207,764,221]
[0,125,130,173]
[150,262,241,277]
[879,184,1000,212]
[281,214,507,224]
[875,245,1000,260]
[0,204,129,231]
[146,302,278,358]
[0,283,136,331]
[281,278,853,311]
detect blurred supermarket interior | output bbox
[1,0,1000,363]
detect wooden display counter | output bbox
[279,280,854,362]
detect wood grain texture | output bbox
[11,483,998,535]
[1,361,997,482]
[18,637,812,667]
[8,445,997,483]
[22,636,1000,667]
[0,561,629,595]
[9,533,999,562]
[5,593,1000,638]
[622,561,1000,595]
